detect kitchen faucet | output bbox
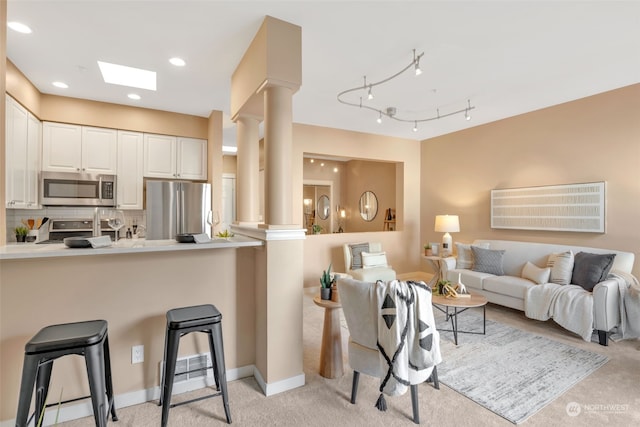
[93,208,102,236]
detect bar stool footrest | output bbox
[170,391,222,408]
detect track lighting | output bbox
[337,49,476,133]
[413,49,422,76]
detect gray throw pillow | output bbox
[349,243,370,270]
[572,252,616,291]
[471,246,506,275]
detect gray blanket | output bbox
[609,270,640,339]
[525,283,593,341]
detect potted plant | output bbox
[312,224,322,235]
[320,263,335,300]
[424,244,432,256]
[15,226,29,243]
[436,279,451,296]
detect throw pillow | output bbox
[362,251,388,269]
[546,251,574,285]
[349,243,370,270]
[471,246,506,275]
[455,242,490,269]
[521,261,551,285]
[572,252,616,291]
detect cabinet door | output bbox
[26,114,42,208]
[117,130,144,210]
[5,96,29,208]
[82,126,117,174]
[177,137,207,180]
[42,122,82,172]
[143,133,176,178]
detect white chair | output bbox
[339,277,439,424]
[343,242,396,282]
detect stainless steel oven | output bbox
[40,171,116,207]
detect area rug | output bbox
[434,311,609,424]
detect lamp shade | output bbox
[434,215,460,233]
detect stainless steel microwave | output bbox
[40,171,116,207]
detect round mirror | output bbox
[359,191,378,221]
[317,195,330,220]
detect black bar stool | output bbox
[159,304,231,426]
[15,320,118,427]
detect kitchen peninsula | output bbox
[0,231,276,424]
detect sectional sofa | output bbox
[441,239,635,345]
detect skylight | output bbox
[97,61,156,91]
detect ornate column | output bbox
[263,85,293,227]
[235,115,261,224]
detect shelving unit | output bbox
[383,208,396,231]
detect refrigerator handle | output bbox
[176,186,183,234]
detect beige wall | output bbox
[294,123,422,286]
[1,4,6,244]
[421,83,640,278]
[6,60,41,117]
[0,248,256,421]
[343,159,396,233]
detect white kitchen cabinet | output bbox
[42,123,117,174]
[5,95,41,209]
[116,130,144,210]
[143,134,207,180]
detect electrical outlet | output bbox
[132,345,144,364]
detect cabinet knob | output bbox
[77,168,80,171]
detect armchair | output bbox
[343,242,396,282]
[339,277,440,424]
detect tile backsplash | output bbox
[5,208,145,243]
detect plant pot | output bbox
[16,235,26,243]
[425,248,433,256]
[320,287,331,300]
[330,284,339,303]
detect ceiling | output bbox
[7,1,640,148]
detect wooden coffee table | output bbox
[432,293,488,345]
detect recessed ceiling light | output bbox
[52,81,68,89]
[8,22,32,34]
[169,57,186,67]
[128,93,141,100]
[97,61,156,91]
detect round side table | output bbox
[313,295,344,379]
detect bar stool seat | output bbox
[16,320,118,427]
[159,304,231,426]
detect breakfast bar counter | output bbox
[0,235,263,260]
[0,233,267,423]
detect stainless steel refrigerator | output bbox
[145,181,211,240]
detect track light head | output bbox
[367,85,374,100]
[413,121,418,132]
[465,109,471,121]
[376,112,382,124]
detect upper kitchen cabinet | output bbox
[42,123,117,174]
[5,95,41,209]
[116,130,144,210]
[143,134,207,180]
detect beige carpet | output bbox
[59,275,640,426]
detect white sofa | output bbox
[442,239,635,345]
[343,242,396,282]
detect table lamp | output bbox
[434,215,460,257]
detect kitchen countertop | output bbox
[0,235,263,260]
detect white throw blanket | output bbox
[375,280,441,409]
[525,283,594,341]
[608,270,640,339]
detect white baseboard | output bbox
[252,368,306,397]
[1,365,255,427]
